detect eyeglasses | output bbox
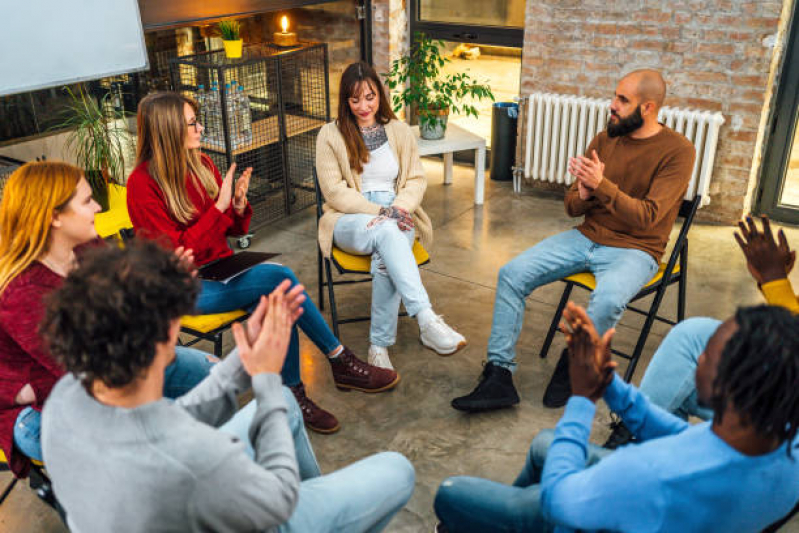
[187,120,203,132]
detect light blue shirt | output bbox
[541,375,799,532]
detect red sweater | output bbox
[0,263,64,477]
[127,155,253,266]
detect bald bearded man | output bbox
[453,70,696,412]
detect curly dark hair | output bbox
[42,239,199,393]
[712,305,799,456]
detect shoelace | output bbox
[293,386,319,415]
[339,352,370,376]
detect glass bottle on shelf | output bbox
[238,85,253,146]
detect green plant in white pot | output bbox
[384,32,494,140]
[57,86,128,212]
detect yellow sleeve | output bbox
[759,278,799,315]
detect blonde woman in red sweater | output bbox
[127,92,398,434]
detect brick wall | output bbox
[372,0,408,78]
[373,0,797,223]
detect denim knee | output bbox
[435,476,468,518]
[378,451,415,501]
[529,429,556,465]
[271,265,300,286]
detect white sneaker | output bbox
[368,345,394,370]
[419,315,467,355]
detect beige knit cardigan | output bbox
[315,119,432,258]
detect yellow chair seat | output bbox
[565,262,680,291]
[331,240,430,273]
[0,447,44,467]
[94,184,133,240]
[181,309,248,333]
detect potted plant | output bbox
[57,86,128,212]
[384,32,495,140]
[218,20,243,59]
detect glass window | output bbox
[418,0,525,28]
[778,115,799,207]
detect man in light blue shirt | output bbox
[435,303,799,532]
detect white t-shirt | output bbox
[361,141,399,193]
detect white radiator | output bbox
[514,93,725,206]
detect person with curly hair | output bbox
[41,241,415,532]
[0,161,215,479]
[434,302,799,533]
[127,91,399,435]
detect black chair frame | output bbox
[539,195,702,382]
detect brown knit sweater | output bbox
[564,126,696,261]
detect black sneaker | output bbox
[602,419,636,449]
[451,362,520,412]
[542,349,572,408]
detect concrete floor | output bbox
[3,158,799,532]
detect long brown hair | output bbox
[136,92,218,224]
[336,61,397,174]
[0,161,82,294]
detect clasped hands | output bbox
[568,150,605,201]
[735,214,795,285]
[232,279,306,376]
[215,162,253,216]
[367,205,414,232]
[559,302,618,403]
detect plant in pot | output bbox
[218,20,243,59]
[57,86,128,212]
[384,32,495,140]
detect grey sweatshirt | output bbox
[41,350,300,532]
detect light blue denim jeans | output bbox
[638,317,720,421]
[220,387,415,533]
[434,429,612,532]
[488,229,659,370]
[333,190,432,347]
[13,346,215,462]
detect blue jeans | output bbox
[220,388,415,532]
[434,429,612,532]
[639,317,720,421]
[219,387,321,481]
[13,346,215,462]
[333,190,432,347]
[196,264,340,386]
[488,229,658,370]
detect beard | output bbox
[607,105,644,138]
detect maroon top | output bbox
[126,154,253,266]
[0,262,64,477]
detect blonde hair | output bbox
[0,161,83,295]
[136,92,218,224]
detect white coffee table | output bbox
[412,123,487,205]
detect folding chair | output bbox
[108,188,250,357]
[0,449,62,519]
[313,169,430,339]
[539,195,702,381]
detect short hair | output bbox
[43,239,199,393]
[712,305,799,456]
[625,69,666,109]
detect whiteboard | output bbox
[0,0,149,96]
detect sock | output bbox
[416,307,436,328]
[327,345,344,360]
[369,344,388,356]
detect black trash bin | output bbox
[490,102,518,181]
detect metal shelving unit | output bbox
[170,42,330,231]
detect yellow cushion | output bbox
[331,240,430,274]
[0,448,44,467]
[565,262,680,291]
[94,184,133,240]
[181,309,248,333]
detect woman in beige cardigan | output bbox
[316,62,466,370]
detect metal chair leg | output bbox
[0,477,17,506]
[677,247,688,322]
[324,258,340,339]
[213,332,223,358]
[624,287,669,382]
[317,248,325,311]
[540,282,574,359]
